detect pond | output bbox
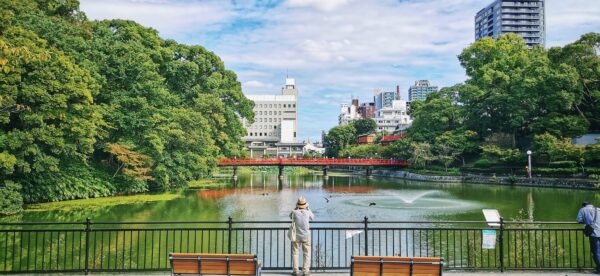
[7,173,595,223]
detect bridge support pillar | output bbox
[366,166,374,178]
[232,166,238,180]
[278,165,284,179]
[323,165,329,179]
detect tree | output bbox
[434,130,479,167]
[533,133,585,165]
[481,145,522,164]
[324,125,356,157]
[339,144,384,158]
[548,33,600,131]
[383,138,412,160]
[408,87,464,142]
[409,142,434,168]
[352,118,377,135]
[458,33,585,145]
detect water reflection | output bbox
[4,173,593,223]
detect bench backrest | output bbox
[170,253,258,275]
[351,256,443,276]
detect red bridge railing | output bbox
[218,158,410,167]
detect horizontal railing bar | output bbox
[1,220,583,226]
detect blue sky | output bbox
[80,0,600,142]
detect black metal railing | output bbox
[0,218,594,274]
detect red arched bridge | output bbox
[218,158,410,178]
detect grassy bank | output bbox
[25,193,182,212]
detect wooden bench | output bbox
[169,253,262,276]
[351,256,443,276]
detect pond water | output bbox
[9,173,595,223]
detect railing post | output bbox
[363,216,369,256]
[499,217,505,272]
[228,217,233,254]
[84,217,91,275]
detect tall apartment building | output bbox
[242,78,300,157]
[475,0,545,48]
[408,80,438,102]
[374,87,400,110]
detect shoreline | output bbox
[348,169,599,190]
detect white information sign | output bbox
[482,230,497,249]
[482,209,502,227]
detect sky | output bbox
[79,0,600,142]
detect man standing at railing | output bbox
[289,196,314,276]
[577,202,600,274]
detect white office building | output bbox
[374,99,412,133]
[242,78,300,157]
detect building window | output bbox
[293,104,296,108]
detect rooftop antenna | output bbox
[286,68,289,78]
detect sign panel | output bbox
[482,209,502,227]
[482,230,497,249]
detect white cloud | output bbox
[78,0,600,140]
[79,0,233,38]
[242,80,274,91]
[286,0,354,11]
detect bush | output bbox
[549,161,577,168]
[0,181,23,216]
[474,159,493,168]
[535,167,578,174]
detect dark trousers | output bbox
[590,236,600,271]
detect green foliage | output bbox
[0,181,23,215]
[481,145,523,164]
[0,0,254,209]
[324,124,356,157]
[433,129,478,168]
[409,142,434,168]
[408,87,463,142]
[533,133,585,165]
[339,144,384,158]
[548,33,600,131]
[586,138,600,165]
[548,161,577,168]
[352,118,377,135]
[474,159,492,168]
[383,138,412,160]
[458,33,590,143]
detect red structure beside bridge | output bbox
[218,158,409,167]
[218,158,410,179]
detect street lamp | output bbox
[526,150,532,178]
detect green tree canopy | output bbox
[352,118,377,135]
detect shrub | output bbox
[0,181,23,216]
[549,161,577,168]
[474,159,493,168]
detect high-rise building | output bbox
[339,101,361,126]
[475,0,546,48]
[374,88,400,110]
[242,78,299,157]
[408,80,438,102]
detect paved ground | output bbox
[11,272,599,276]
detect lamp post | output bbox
[526,150,532,178]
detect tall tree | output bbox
[458,34,584,145]
[352,118,377,135]
[324,125,356,157]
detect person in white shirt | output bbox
[290,196,314,276]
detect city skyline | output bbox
[80,0,600,141]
